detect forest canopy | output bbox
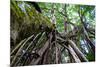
[10,1,95,66]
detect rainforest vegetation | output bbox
[10,1,95,66]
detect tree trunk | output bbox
[68,45,81,63]
[30,39,49,65]
[68,40,88,62]
[79,14,95,54]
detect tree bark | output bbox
[30,39,49,65]
[68,40,88,62]
[68,45,81,63]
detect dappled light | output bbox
[10,1,95,66]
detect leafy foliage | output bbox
[10,1,95,66]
